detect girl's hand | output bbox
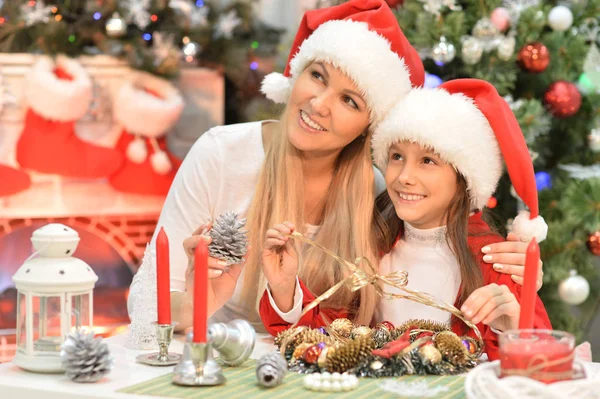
[482,233,544,291]
[461,283,520,333]
[262,222,298,311]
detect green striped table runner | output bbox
[118,360,466,399]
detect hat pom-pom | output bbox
[260,73,291,104]
[511,211,548,243]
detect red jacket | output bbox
[259,212,552,360]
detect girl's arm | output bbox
[259,278,350,336]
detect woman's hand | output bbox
[481,233,544,291]
[461,283,520,333]
[183,223,248,316]
[262,222,298,312]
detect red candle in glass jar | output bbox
[192,240,209,343]
[499,330,575,384]
[156,227,171,325]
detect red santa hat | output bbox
[371,79,548,242]
[261,0,424,126]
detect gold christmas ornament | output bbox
[351,326,373,339]
[330,318,354,338]
[292,343,313,360]
[434,331,470,365]
[371,326,392,349]
[418,344,442,365]
[325,336,374,373]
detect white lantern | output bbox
[12,224,98,373]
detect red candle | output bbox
[518,238,539,330]
[156,227,171,325]
[193,240,209,343]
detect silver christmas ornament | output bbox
[558,270,590,305]
[209,319,256,366]
[461,36,483,65]
[497,36,516,61]
[472,18,501,51]
[60,330,113,383]
[432,36,456,64]
[105,12,127,38]
[208,212,249,265]
[256,351,288,388]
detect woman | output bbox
[127,0,541,334]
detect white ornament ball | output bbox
[126,137,148,164]
[558,270,590,305]
[497,36,516,61]
[150,151,172,175]
[461,36,483,65]
[548,6,574,32]
[432,36,456,64]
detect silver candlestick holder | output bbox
[172,332,226,386]
[209,319,256,366]
[136,322,181,366]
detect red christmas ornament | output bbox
[587,231,600,256]
[487,197,498,209]
[518,42,550,73]
[302,343,325,364]
[378,321,395,331]
[544,81,582,118]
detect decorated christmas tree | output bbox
[386,0,600,342]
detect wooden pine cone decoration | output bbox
[325,335,374,373]
[392,319,450,340]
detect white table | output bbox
[0,332,276,399]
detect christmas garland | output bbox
[0,0,284,78]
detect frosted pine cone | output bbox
[209,212,248,264]
[256,351,288,388]
[60,330,113,383]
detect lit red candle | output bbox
[156,227,171,325]
[518,238,539,329]
[193,240,209,343]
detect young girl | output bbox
[259,79,546,342]
[369,78,552,359]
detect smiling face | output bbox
[285,61,371,155]
[385,140,459,229]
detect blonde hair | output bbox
[240,106,379,326]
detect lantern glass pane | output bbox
[17,293,26,351]
[33,295,62,353]
[71,293,90,331]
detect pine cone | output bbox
[256,351,287,388]
[298,329,336,347]
[274,326,307,350]
[325,335,374,373]
[434,331,469,366]
[371,326,392,349]
[60,330,113,383]
[392,319,450,340]
[208,212,248,264]
[329,318,354,338]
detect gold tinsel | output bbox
[434,331,469,365]
[329,318,354,338]
[325,335,374,373]
[392,319,450,340]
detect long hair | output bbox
[376,173,483,309]
[240,106,379,325]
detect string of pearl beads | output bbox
[303,372,359,392]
